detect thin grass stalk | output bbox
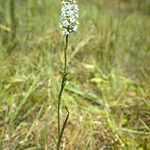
[9,0,17,38]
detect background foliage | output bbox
[0,0,150,149]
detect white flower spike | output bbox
[59,0,79,35]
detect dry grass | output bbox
[0,0,150,149]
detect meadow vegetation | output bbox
[0,0,150,149]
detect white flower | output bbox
[59,0,79,35]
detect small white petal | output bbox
[59,0,79,35]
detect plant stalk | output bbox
[57,35,69,150]
[10,0,17,38]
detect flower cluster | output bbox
[59,0,79,35]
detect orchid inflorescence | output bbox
[57,1,79,149]
[59,0,79,35]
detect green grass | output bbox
[0,0,150,149]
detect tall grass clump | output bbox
[57,0,79,149]
[0,0,150,149]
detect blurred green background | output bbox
[0,0,150,149]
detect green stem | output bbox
[10,0,17,38]
[57,35,69,150]
[57,107,69,150]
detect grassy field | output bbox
[0,0,150,149]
